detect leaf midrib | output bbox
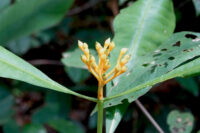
[0,54,97,102]
[104,58,200,102]
[129,0,153,58]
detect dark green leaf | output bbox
[0,85,14,124]
[0,0,74,44]
[167,110,194,133]
[3,119,21,133]
[22,124,47,133]
[48,119,85,133]
[65,67,90,84]
[7,36,41,55]
[176,77,199,96]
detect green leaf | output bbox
[106,0,176,132]
[0,0,74,44]
[0,0,11,11]
[48,119,85,133]
[65,67,90,84]
[3,119,21,133]
[7,36,41,55]
[62,48,97,69]
[111,0,175,63]
[192,0,200,16]
[197,130,200,133]
[22,124,47,133]
[167,110,194,133]
[0,84,14,124]
[104,32,200,107]
[106,101,129,133]
[176,77,199,96]
[0,46,97,102]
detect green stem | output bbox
[97,100,104,133]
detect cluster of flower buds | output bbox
[78,38,130,85]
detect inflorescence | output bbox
[78,38,130,99]
[78,38,130,85]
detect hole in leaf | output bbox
[142,63,150,67]
[164,62,168,68]
[173,127,179,132]
[185,34,197,39]
[168,56,175,60]
[153,53,162,57]
[172,41,181,47]
[161,48,167,51]
[150,65,157,73]
[183,49,189,52]
[109,103,112,106]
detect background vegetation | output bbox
[0,0,200,133]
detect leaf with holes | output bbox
[104,32,200,107]
[106,0,176,132]
[167,110,194,133]
[0,46,96,102]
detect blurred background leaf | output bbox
[167,110,194,133]
[0,0,74,44]
[176,77,199,97]
[192,0,200,16]
[0,84,14,125]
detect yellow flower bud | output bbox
[99,49,105,55]
[101,54,106,61]
[78,40,83,49]
[115,65,121,73]
[121,66,127,73]
[124,54,131,60]
[83,43,88,49]
[95,42,102,51]
[109,42,115,50]
[84,49,90,57]
[81,55,87,63]
[120,48,128,55]
[90,55,95,63]
[104,38,111,48]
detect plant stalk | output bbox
[135,100,165,133]
[97,100,104,133]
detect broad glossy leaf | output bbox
[167,110,194,133]
[111,0,175,63]
[106,0,176,132]
[104,32,200,107]
[0,0,73,44]
[0,46,97,102]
